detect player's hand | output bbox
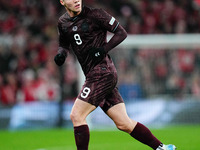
[54,53,66,66]
[88,47,106,61]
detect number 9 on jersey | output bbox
[81,87,91,98]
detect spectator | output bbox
[0,73,17,105]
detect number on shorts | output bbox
[81,87,91,98]
[74,34,82,45]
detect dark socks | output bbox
[74,125,90,150]
[130,122,161,150]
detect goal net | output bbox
[108,34,200,101]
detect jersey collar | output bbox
[67,6,85,22]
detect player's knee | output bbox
[70,112,84,125]
[116,124,130,133]
[116,123,134,133]
[70,112,79,124]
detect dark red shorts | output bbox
[77,63,124,112]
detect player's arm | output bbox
[95,8,127,52]
[54,23,70,66]
[88,24,127,60]
[104,23,127,53]
[88,9,127,59]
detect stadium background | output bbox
[0,0,200,149]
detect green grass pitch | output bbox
[0,125,199,150]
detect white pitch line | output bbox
[35,146,75,150]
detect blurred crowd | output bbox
[1,0,200,105]
[114,47,200,101]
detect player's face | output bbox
[60,0,82,17]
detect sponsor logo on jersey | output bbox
[95,52,100,57]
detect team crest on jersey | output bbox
[81,21,89,32]
[62,23,68,32]
[72,26,78,31]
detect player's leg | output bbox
[106,103,137,133]
[70,98,96,150]
[106,103,163,150]
[71,63,118,150]
[70,98,96,126]
[103,87,176,150]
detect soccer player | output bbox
[54,0,176,150]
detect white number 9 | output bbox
[81,87,91,99]
[74,34,82,45]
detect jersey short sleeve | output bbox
[93,8,119,33]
